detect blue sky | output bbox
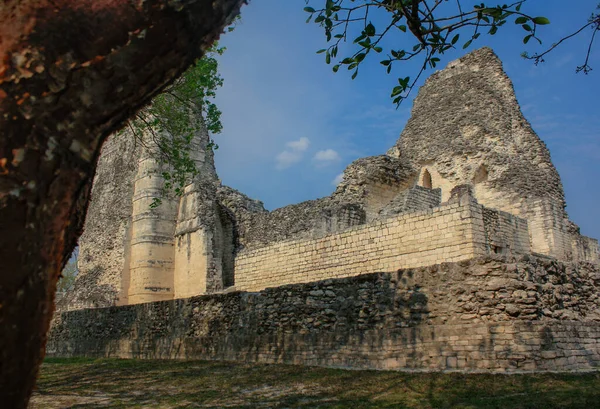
[213,0,600,239]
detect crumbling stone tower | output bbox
[122,112,239,304]
[388,47,593,260]
[64,110,234,308]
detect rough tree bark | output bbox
[0,0,245,407]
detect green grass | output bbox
[30,357,600,408]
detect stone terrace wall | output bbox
[47,257,600,372]
[234,194,530,292]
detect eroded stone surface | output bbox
[57,132,141,311]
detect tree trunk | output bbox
[0,0,245,407]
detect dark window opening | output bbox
[422,169,432,189]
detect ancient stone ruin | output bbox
[50,48,600,372]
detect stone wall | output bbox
[378,185,441,217]
[481,206,531,257]
[569,221,600,264]
[47,257,600,372]
[233,191,530,293]
[237,198,367,251]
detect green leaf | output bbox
[391,86,403,97]
[451,34,460,45]
[532,16,550,25]
[353,33,366,43]
[316,49,327,54]
[398,76,409,87]
[515,17,528,24]
[523,34,532,44]
[332,64,340,73]
[489,25,498,35]
[303,7,315,13]
[398,25,407,32]
[463,39,472,49]
[325,52,331,64]
[351,70,358,80]
[522,24,532,32]
[373,46,383,53]
[365,22,376,36]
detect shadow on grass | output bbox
[33,358,600,409]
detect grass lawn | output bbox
[30,358,600,408]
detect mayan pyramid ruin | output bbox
[61,47,598,309]
[50,48,600,373]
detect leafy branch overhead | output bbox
[522,4,600,74]
[123,42,227,207]
[305,0,598,106]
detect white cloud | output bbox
[314,149,341,163]
[332,173,344,186]
[287,137,310,152]
[275,137,311,170]
[276,150,302,170]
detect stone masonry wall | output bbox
[234,193,530,293]
[234,198,479,292]
[47,257,600,372]
[378,186,441,218]
[481,207,531,257]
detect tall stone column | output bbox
[127,134,179,304]
[172,113,226,298]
